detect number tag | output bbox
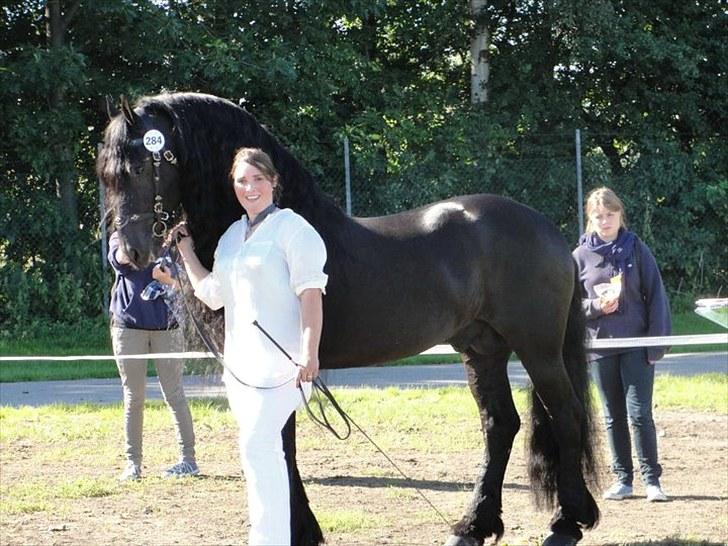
[143,129,165,152]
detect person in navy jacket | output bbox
[109,231,198,480]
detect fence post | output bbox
[575,128,584,235]
[343,135,352,216]
[98,143,109,317]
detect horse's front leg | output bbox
[282,413,324,546]
[446,348,519,546]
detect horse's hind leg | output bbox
[282,414,324,546]
[446,340,518,546]
[519,350,599,546]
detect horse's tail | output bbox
[528,261,600,521]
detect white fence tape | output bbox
[0,334,725,362]
[422,333,726,354]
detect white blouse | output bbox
[195,208,328,386]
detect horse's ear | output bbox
[120,94,137,125]
[105,95,120,120]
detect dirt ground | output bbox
[1,409,726,546]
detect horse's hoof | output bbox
[443,535,484,546]
[542,533,579,546]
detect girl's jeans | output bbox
[591,349,662,487]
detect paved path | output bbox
[0,352,725,407]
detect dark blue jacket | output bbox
[108,232,175,330]
[573,234,671,362]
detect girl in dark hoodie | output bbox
[573,187,671,503]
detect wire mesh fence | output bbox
[1,129,725,333]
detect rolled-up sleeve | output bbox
[193,244,224,311]
[285,225,328,296]
[194,273,224,310]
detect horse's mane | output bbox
[99,92,350,356]
[99,92,347,269]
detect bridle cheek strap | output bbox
[114,149,180,238]
[150,150,179,239]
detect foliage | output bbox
[1,0,726,329]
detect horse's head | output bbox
[97,97,182,268]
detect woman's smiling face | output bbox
[232,161,277,217]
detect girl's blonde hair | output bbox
[584,186,628,233]
[229,147,282,202]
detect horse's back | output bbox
[359,193,564,244]
[357,193,573,283]
[320,193,575,366]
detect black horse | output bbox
[98,92,599,546]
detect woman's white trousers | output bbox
[225,375,311,546]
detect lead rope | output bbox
[251,320,452,528]
[167,241,451,529]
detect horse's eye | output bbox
[125,161,144,177]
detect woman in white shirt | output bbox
[173,148,327,546]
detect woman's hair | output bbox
[584,186,628,233]
[229,147,282,202]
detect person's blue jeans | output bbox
[591,349,662,487]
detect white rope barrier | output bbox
[0,334,725,362]
[588,333,726,349]
[0,352,213,362]
[422,333,726,355]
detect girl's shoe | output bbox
[161,461,200,478]
[118,462,141,481]
[602,482,633,500]
[646,484,668,502]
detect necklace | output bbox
[248,203,278,230]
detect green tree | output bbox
[1,0,725,332]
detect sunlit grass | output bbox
[0,378,724,520]
[55,478,117,499]
[317,509,383,533]
[0,477,116,515]
[653,373,728,412]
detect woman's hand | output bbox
[296,357,320,387]
[168,223,194,257]
[165,222,210,291]
[600,296,619,314]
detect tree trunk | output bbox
[470,0,490,104]
[46,0,81,231]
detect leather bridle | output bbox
[113,143,181,240]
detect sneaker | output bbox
[161,461,200,478]
[602,482,633,500]
[118,462,141,481]
[646,484,668,502]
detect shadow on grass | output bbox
[194,474,241,482]
[308,475,530,493]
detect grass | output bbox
[318,510,383,533]
[653,373,728,412]
[0,311,724,382]
[0,380,725,544]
